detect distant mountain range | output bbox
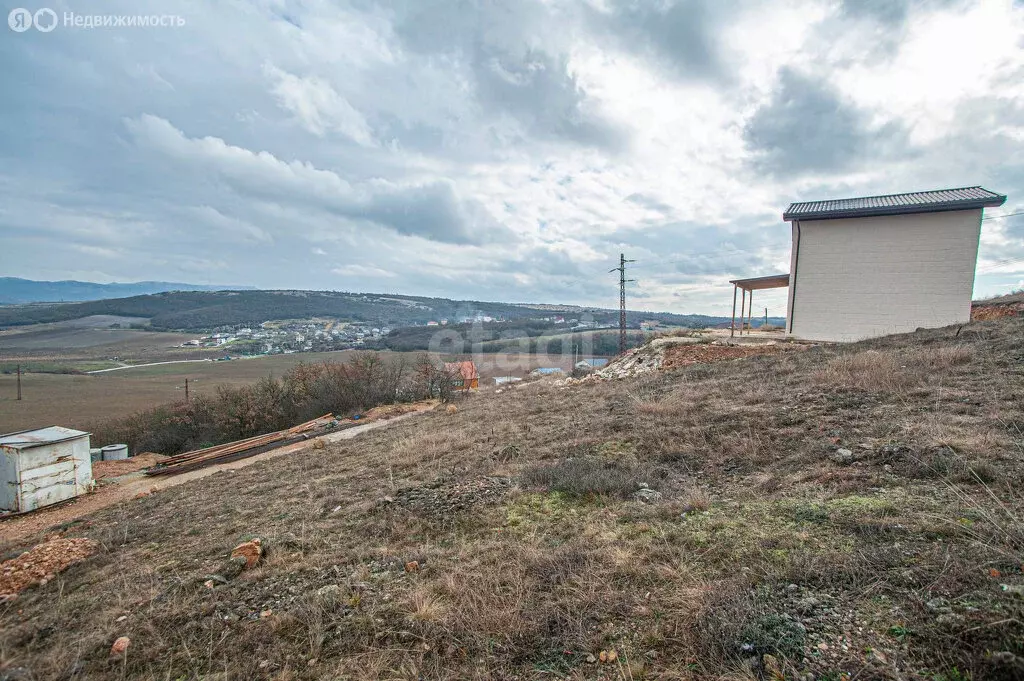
[0,278,254,304]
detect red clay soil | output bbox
[661,343,782,371]
[0,536,98,600]
[971,302,1023,321]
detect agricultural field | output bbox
[0,350,578,434]
[0,317,208,373]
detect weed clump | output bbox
[521,457,647,498]
[696,584,807,662]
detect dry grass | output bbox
[681,486,712,512]
[1,317,1022,680]
[814,345,973,394]
[407,589,448,624]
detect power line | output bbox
[609,253,636,354]
[983,211,1024,221]
[979,256,1024,273]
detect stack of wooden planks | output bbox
[144,414,339,476]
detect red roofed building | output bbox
[444,361,479,390]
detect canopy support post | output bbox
[731,285,738,338]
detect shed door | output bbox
[18,458,78,512]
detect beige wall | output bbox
[787,209,982,343]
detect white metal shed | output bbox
[782,187,1006,342]
[0,426,93,512]
[728,187,1008,343]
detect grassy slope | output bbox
[2,318,1023,680]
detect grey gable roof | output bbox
[783,186,1006,221]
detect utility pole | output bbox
[610,253,636,355]
[16,364,22,401]
[184,377,190,402]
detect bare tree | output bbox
[415,353,460,403]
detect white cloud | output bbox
[187,205,273,244]
[331,264,398,278]
[124,114,501,245]
[264,64,375,144]
[72,244,121,259]
[1,0,1022,310]
[836,2,1024,144]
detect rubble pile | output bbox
[0,536,99,600]
[382,476,512,516]
[555,337,797,386]
[594,345,662,379]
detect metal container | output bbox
[101,444,129,461]
[0,426,93,512]
[90,448,103,463]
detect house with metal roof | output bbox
[444,360,480,390]
[728,187,1006,343]
[1,426,93,512]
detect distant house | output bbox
[445,361,479,390]
[576,358,609,369]
[730,187,1007,343]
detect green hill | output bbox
[0,289,785,332]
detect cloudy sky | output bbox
[2,0,1023,315]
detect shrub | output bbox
[521,457,646,498]
[569,365,592,379]
[88,352,426,454]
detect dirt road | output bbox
[0,409,427,545]
[86,358,214,373]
